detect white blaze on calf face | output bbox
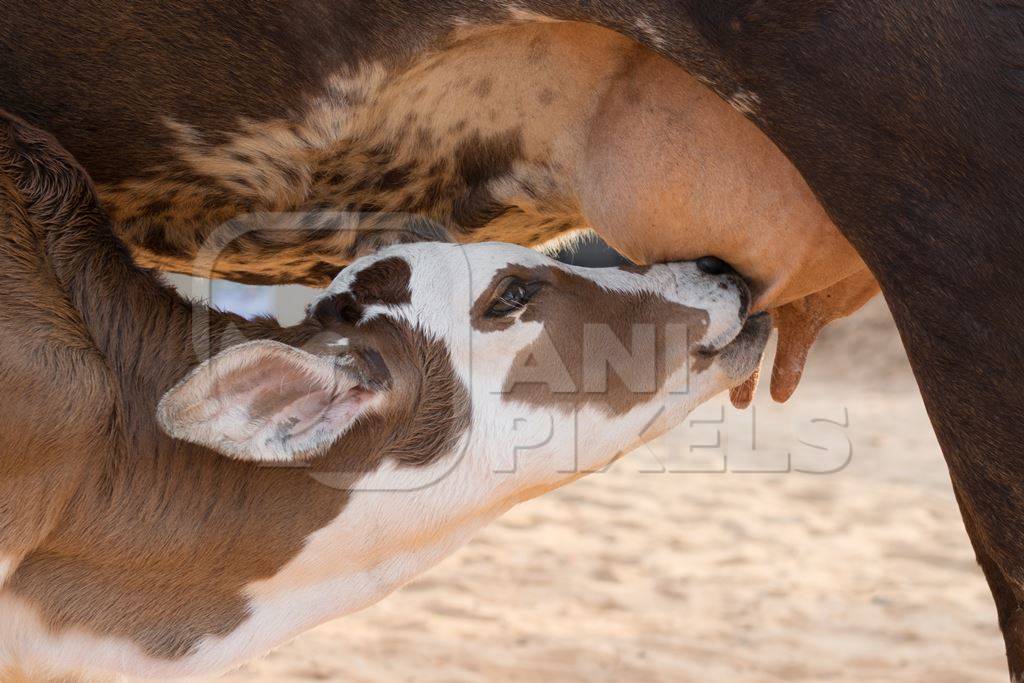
[311,241,768,494]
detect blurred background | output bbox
[168,236,1004,683]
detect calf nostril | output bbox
[696,256,736,276]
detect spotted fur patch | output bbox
[97,29,593,285]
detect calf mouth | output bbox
[715,312,773,378]
[696,309,771,357]
[692,269,758,358]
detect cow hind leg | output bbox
[981,555,1024,681]
[954,481,1024,681]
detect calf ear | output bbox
[157,340,378,463]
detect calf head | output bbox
[159,242,769,489]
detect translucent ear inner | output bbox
[157,340,376,463]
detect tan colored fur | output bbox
[97,28,618,284]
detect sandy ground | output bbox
[209,299,1006,682]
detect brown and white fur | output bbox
[0,112,768,679]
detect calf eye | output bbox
[487,279,542,317]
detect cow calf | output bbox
[0,112,768,680]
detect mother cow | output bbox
[3,0,1024,676]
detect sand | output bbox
[209,299,1006,682]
